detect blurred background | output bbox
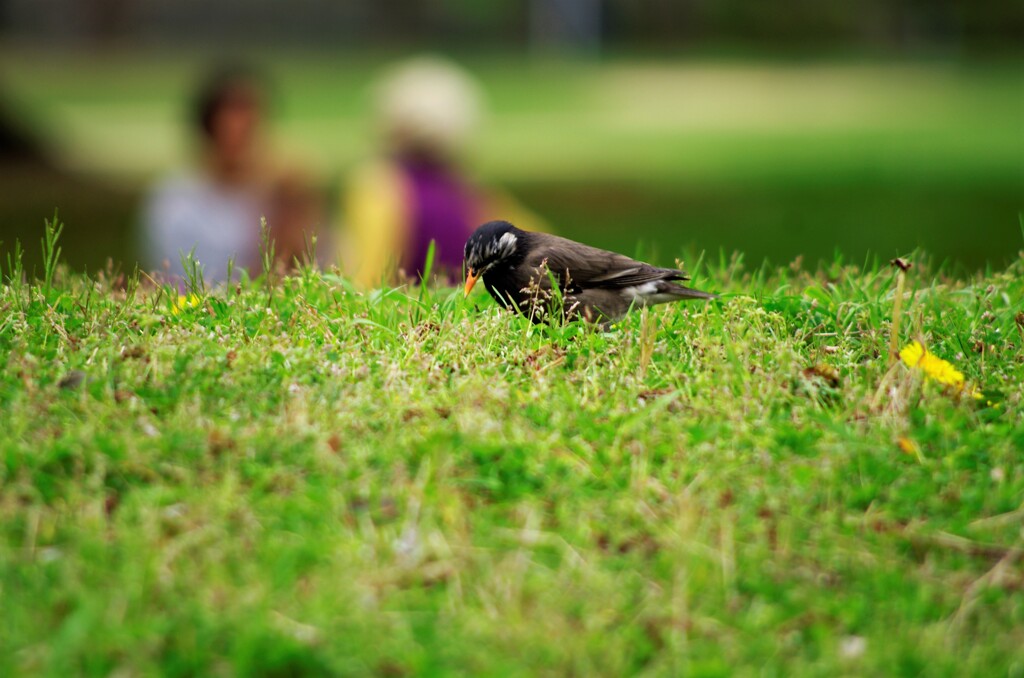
[0,0,1021,278]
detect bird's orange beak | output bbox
[464,268,479,297]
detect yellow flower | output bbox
[171,294,202,315]
[896,436,920,456]
[899,340,980,398]
[896,435,925,461]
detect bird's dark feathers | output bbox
[524,233,690,291]
[466,221,715,323]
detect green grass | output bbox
[1,222,1022,675]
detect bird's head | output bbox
[463,220,522,296]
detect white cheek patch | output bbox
[497,232,518,255]
[479,232,519,264]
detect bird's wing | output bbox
[523,233,688,290]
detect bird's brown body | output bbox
[464,221,714,323]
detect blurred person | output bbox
[140,66,323,284]
[340,56,546,287]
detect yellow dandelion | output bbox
[899,341,965,388]
[171,294,202,315]
[896,436,920,456]
[896,436,924,461]
[899,340,980,398]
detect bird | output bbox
[463,220,715,323]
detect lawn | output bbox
[1,222,1022,675]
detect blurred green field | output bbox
[1,49,1022,271]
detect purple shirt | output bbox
[400,158,477,281]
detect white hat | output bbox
[375,56,483,156]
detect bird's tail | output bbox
[667,284,717,301]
